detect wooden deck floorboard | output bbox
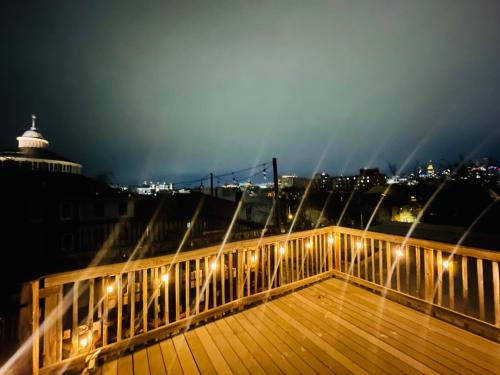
[97,277,500,374]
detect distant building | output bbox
[312,172,332,191]
[279,175,309,189]
[332,168,386,193]
[0,114,82,174]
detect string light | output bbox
[211,260,217,271]
[80,337,88,348]
[327,235,334,244]
[443,260,449,270]
[356,241,362,250]
[396,249,403,258]
[279,246,285,255]
[106,285,114,294]
[251,255,256,263]
[306,241,312,249]
[162,274,169,283]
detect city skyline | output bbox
[2,1,500,183]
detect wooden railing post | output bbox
[493,261,500,327]
[32,280,40,375]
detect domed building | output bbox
[0,114,82,174]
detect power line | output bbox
[170,160,272,189]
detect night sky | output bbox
[2,1,500,184]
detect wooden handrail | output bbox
[28,225,500,374]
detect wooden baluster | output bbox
[314,236,319,275]
[492,261,500,327]
[185,261,190,318]
[229,252,234,301]
[129,272,135,336]
[161,266,169,325]
[477,259,485,321]
[267,245,272,287]
[449,256,454,310]
[237,251,244,299]
[309,238,313,276]
[350,235,355,276]
[32,281,40,375]
[103,277,109,345]
[281,243,290,285]
[405,245,411,293]
[280,245,284,285]
[195,259,200,314]
[294,239,301,281]
[378,240,383,286]
[344,234,348,274]
[386,242,392,288]
[396,246,401,292]
[142,270,148,332]
[261,246,266,289]
[330,234,336,272]
[253,251,258,293]
[334,233,341,272]
[221,253,226,303]
[245,250,251,294]
[364,239,368,280]
[117,274,123,340]
[301,239,305,280]
[72,281,79,355]
[291,241,296,281]
[462,256,468,315]
[370,238,375,282]
[175,263,180,321]
[205,257,209,311]
[415,247,421,297]
[212,257,217,307]
[436,251,443,306]
[88,279,94,331]
[424,248,434,303]
[357,238,361,278]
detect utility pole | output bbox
[210,173,214,197]
[272,157,281,232]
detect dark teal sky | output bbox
[2,0,500,183]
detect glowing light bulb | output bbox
[288,213,293,220]
[279,246,285,255]
[396,249,403,258]
[106,285,114,294]
[443,260,449,270]
[161,274,169,283]
[251,255,256,263]
[327,235,334,244]
[80,337,88,348]
[356,241,362,250]
[306,241,312,249]
[211,261,217,271]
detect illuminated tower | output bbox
[427,160,435,177]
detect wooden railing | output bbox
[28,226,500,374]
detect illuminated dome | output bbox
[1,114,82,174]
[17,114,49,149]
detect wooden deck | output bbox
[96,277,500,375]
